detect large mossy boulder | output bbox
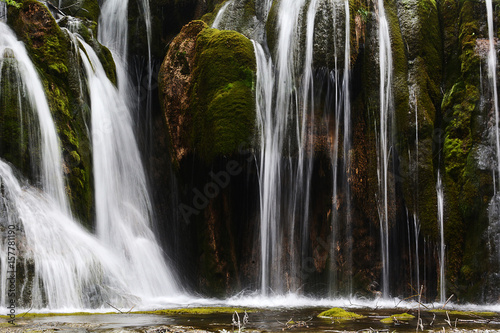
[159,20,256,165]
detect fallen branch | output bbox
[20,305,33,318]
[46,1,66,17]
[441,294,454,309]
[106,302,123,314]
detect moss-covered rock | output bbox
[159,20,206,165]
[380,312,415,324]
[191,28,256,162]
[318,307,365,321]
[159,20,256,164]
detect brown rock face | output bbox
[159,20,207,164]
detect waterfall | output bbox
[254,0,317,295]
[74,33,179,297]
[486,0,500,299]
[0,22,68,212]
[341,0,352,295]
[96,0,178,296]
[98,0,129,66]
[253,40,275,296]
[0,22,132,309]
[376,0,394,298]
[212,0,234,29]
[486,0,500,183]
[99,0,154,155]
[0,159,133,309]
[436,171,445,303]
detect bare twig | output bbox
[106,302,123,313]
[20,305,33,318]
[395,293,421,308]
[429,313,436,327]
[444,311,452,328]
[46,1,66,17]
[441,294,455,309]
[416,285,423,332]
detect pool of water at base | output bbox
[2,307,500,332]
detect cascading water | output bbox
[0,22,68,213]
[0,22,132,309]
[341,0,352,295]
[0,159,133,309]
[0,0,178,307]
[436,171,445,303]
[486,0,500,182]
[253,40,276,296]
[485,0,500,299]
[96,0,178,296]
[212,0,235,29]
[254,0,315,295]
[75,32,179,297]
[99,0,154,155]
[376,0,394,298]
[253,0,352,296]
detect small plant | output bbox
[231,310,248,333]
[356,7,370,22]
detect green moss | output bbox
[133,307,257,315]
[430,310,497,317]
[438,0,488,299]
[380,313,415,324]
[8,1,70,78]
[441,82,477,181]
[1,0,21,8]
[317,308,365,320]
[190,27,256,162]
[0,311,115,319]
